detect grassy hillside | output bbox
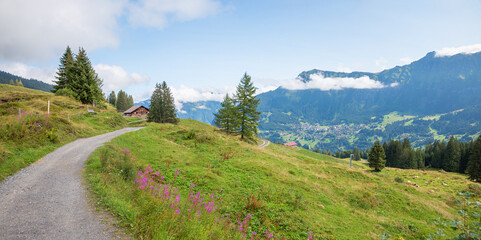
[86,120,481,239]
[0,84,127,181]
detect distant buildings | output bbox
[283,142,298,147]
[123,105,149,119]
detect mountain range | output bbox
[0,70,53,92]
[147,51,481,151]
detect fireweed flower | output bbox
[174,209,180,214]
[175,170,179,175]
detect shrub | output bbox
[395,177,404,183]
[0,114,61,145]
[54,88,76,99]
[98,146,136,180]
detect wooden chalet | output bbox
[123,105,149,119]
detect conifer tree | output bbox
[467,136,481,182]
[9,79,14,85]
[353,147,361,161]
[53,46,74,93]
[128,95,134,108]
[160,81,177,123]
[234,73,260,140]
[17,79,23,87]
[214,94,239,133]
[148,81,177,123]
[108,91,116,106]
[368,141,386,172]
[444,136,460,172]
[148,83,163,123]
[53,47,103,104]
[116,90,128,111]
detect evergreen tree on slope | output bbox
[214,94,239,133]
[53,46,74,93]
[234,73,260,140]
[467,136,481,182]
[368,141,386,172]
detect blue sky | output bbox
[1,0,481,103]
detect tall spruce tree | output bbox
[116,90,128,111]
[53,46,74,93]
[108,91,116,106]
[444,136,461,172]
[128,95,134,108]
[9,79,14,85]
[368,141,386,172]
[54,47,103,104]
[214,94,239,133]
[162,82,178,123]
[234,73,260,140]
[467,136,481,182]
[148,81,177,123]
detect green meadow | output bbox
[86,120,481,239]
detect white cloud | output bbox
[435,44,481,57]
[335,63,353,73]
[375,57,389,71]
[0,62,56,84]
[169,85,234,110]
[0,0,123,61]
[399,57,414,65]
[94,64,150,93]
[0,0,222,62]
[281,73,388,91]
[127,0,221,29]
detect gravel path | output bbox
[0,127,142,240]
[258,139,270,148]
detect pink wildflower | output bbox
[175,170,179,175]
[190,183,195,187]
[174,209,180,214]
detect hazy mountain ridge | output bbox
[163,50,481,150]
[0,70,53,92]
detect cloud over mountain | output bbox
[435,44,481,57]
[281,74,388,91]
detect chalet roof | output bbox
[283,142,298,146]
[123,105,149,114]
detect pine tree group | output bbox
[52,46,103,104]
[148,81,178,123]
[368,141,386,172]
[213,73,260,141]
[105,90,134,111]
[10,79,23,87]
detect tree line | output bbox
[213,73,260,141]
[318,135,481,182]
[365,136,481,182]
[107,90,134,112]
[0,70,53,92]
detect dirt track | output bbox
[0,128,142,240]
